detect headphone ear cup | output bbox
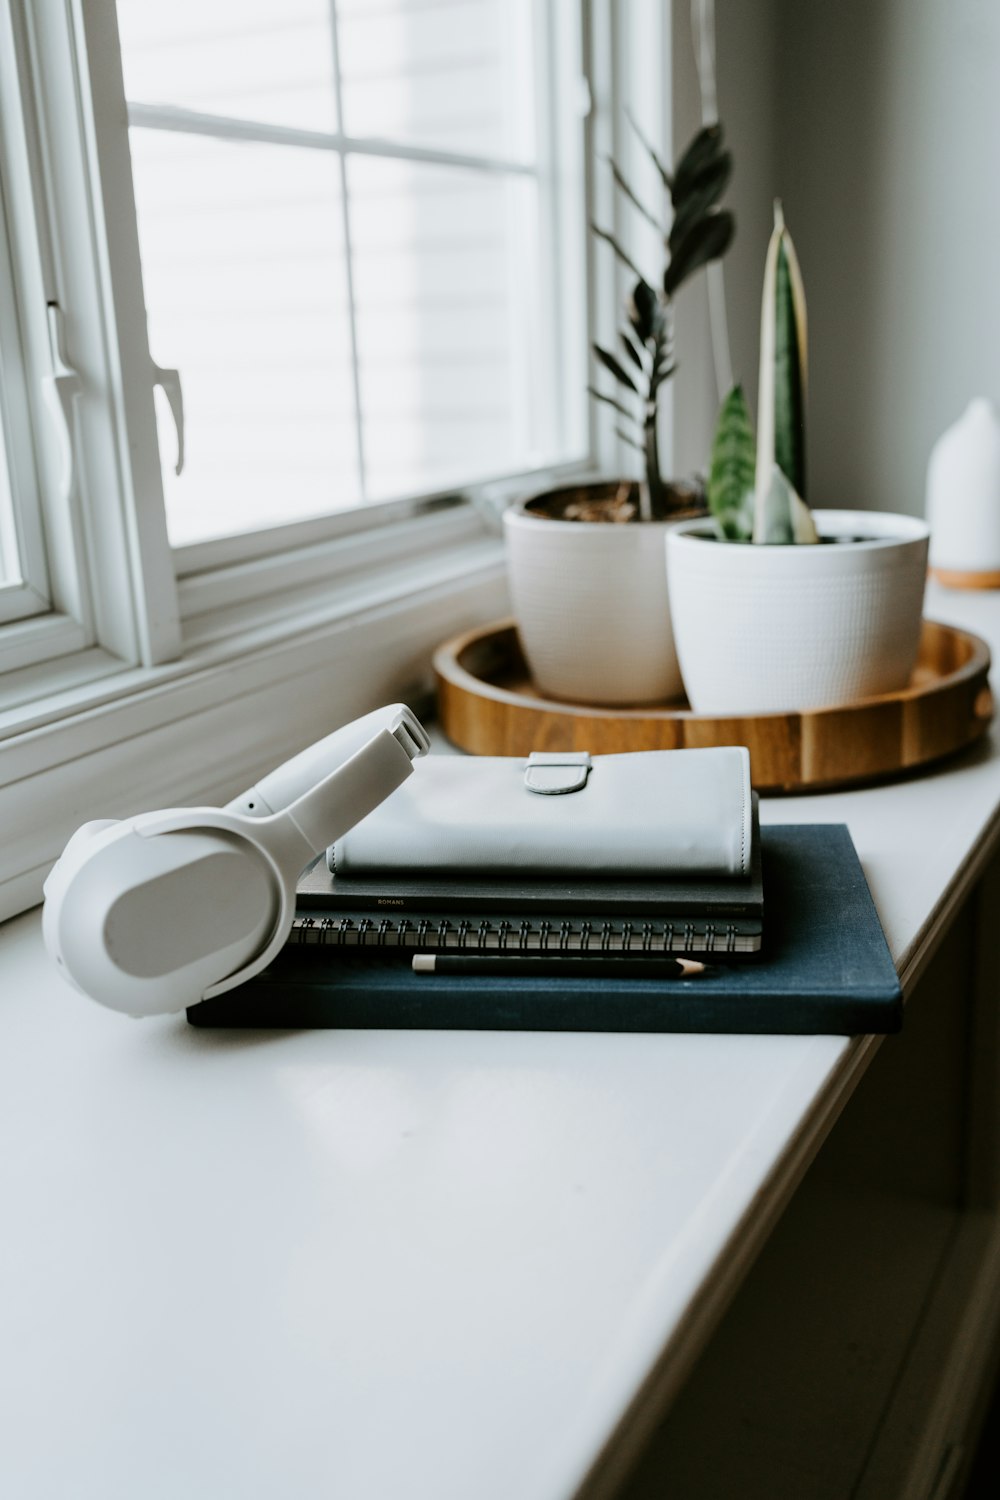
[45,822,280,1017]
[48,819,120,866]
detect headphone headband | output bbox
[43,704,429,1015]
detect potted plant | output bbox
[665,203,929,715]
[504,120,735,706]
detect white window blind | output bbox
[116,0,582,549]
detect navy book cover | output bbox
[188,825,902,1036]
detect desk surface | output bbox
[1,583,998,1500]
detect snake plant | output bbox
[708,201,818,544]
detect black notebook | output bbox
[188,825,902,1036]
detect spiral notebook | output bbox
[286,797,763,957]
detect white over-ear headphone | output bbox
[42,704,429,1018]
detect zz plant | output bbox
[707,202,819,544]
[589,120,735,522]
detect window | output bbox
[116,0,586,550]
[0,0,588,688]
[0,0,667,921]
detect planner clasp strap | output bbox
[524,751,592,796]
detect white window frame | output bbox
[0,0,672,923]
[0,0,74,640]
[112,0,593,616]
[0,0,182,686]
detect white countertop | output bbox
[2,583,998,1500]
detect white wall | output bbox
[675,0,1000,519]
[671,0,780,481]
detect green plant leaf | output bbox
[672,123,725,203]
[649,359,677,395]
[625,108,673,192]
[773,235,807,498]
[755,465,795,544]
[592,343,639,394]
[628,278,664,344]
[619,329,646,372]
[615,426,645,454]
[754,203,810,537]
[664,210,735,297]
[707,385,756,543]
[752,464,819,545]
[669,153,733,252]
[587,385,637,423]
[591,224,645,282]
[606,157,663,233]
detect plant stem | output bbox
[643,404,661,521]
[641,321,669,521]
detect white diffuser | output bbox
[926,399,1000,588]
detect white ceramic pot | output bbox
[665,510,930,714]
[926,398,1000,587]
[504,485,686,706]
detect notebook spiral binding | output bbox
[287,914,755,955]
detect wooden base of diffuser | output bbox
[930,566,1000,591]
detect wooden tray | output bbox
[434,618,994,792]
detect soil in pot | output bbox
[525,478,706,526]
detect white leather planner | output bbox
[330,746,752,879]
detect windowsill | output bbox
[2,584,999,1500]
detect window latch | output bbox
[43,301,81,506]
[151,362,184,476]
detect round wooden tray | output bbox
[434,618,994,792]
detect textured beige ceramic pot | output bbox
[665,509,930,714]
[504,483,686,706]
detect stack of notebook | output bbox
[286,796,763,958]
[188,747,902,1036]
